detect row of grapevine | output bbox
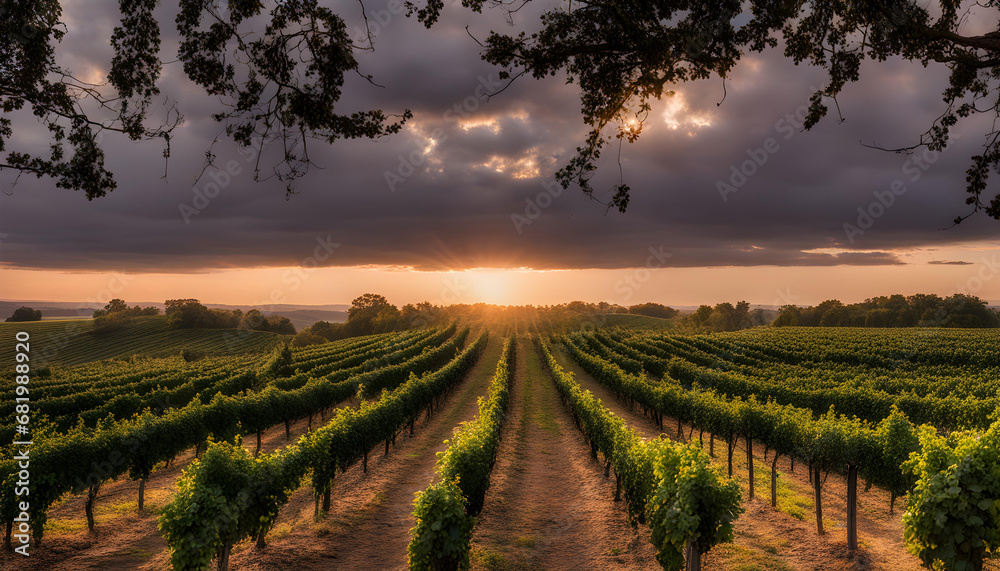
[594,331,998,430]
[1,368,257,441]
[713,327,1000,368]
[0,326,463,545]
[663,356,998,430]
[593,330,668,377]
[322,324,458,383]
[158,330,490,571]
[0,352,259,407]
[568,332,644,376]
[6,328,460,444]
[289,330,403,367]
[540,338,743,570]
[592,330,1000,570]
[408,336,515,570]
[296,329,436,377]
[560,335,915,550]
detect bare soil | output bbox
[469,339,659,570]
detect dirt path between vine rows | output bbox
[228,334,504,571]
[469,339,659,570]
[549,343,945,571]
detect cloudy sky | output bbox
[1,0,999,307]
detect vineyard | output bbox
[2,320,999,570]
[0,317,285,367]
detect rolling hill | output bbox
[0,315,287,368]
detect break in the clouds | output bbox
[0,0,998,274]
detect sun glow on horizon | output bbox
[4,243,1000,309]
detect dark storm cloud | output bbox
[0,1,996,273]
[928,260,974,265]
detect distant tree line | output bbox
[5,306,42,322]
[774,294,1000,328]
[165,299,296,335]
[560,300,681,318]
[294,296,687,347]
[684,301,772,332]
[92,299,159,333]
[626,302,680,319]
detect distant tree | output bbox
[346,293,399,336]
[905,293,942,327]
[627,303,679,319]
[773,305,801,327]
[293,330,326,347]
[237,309,295,335]
[733,301,751,330]
[166,299,207,328]
[93,298,128,317]
[865,308,894,328]
[689,305,713,327]
[564,301,597,314]
[165,299,239,329]
[371,305,401,333]
[748,308,771,327]
[306,320,347,342]
[400,304,421,327]
[264,315,296,335]
[348,293,392,320]
[807,299,843,327]
[685,300,754,331]
[92,299,159,333]
[5,306,41,322]
[706,302,735,332]
[135,305,159,316]
[239,309,267,332]
[939,293,999,327]
[407,301,448,329]
[818,303,848,327]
